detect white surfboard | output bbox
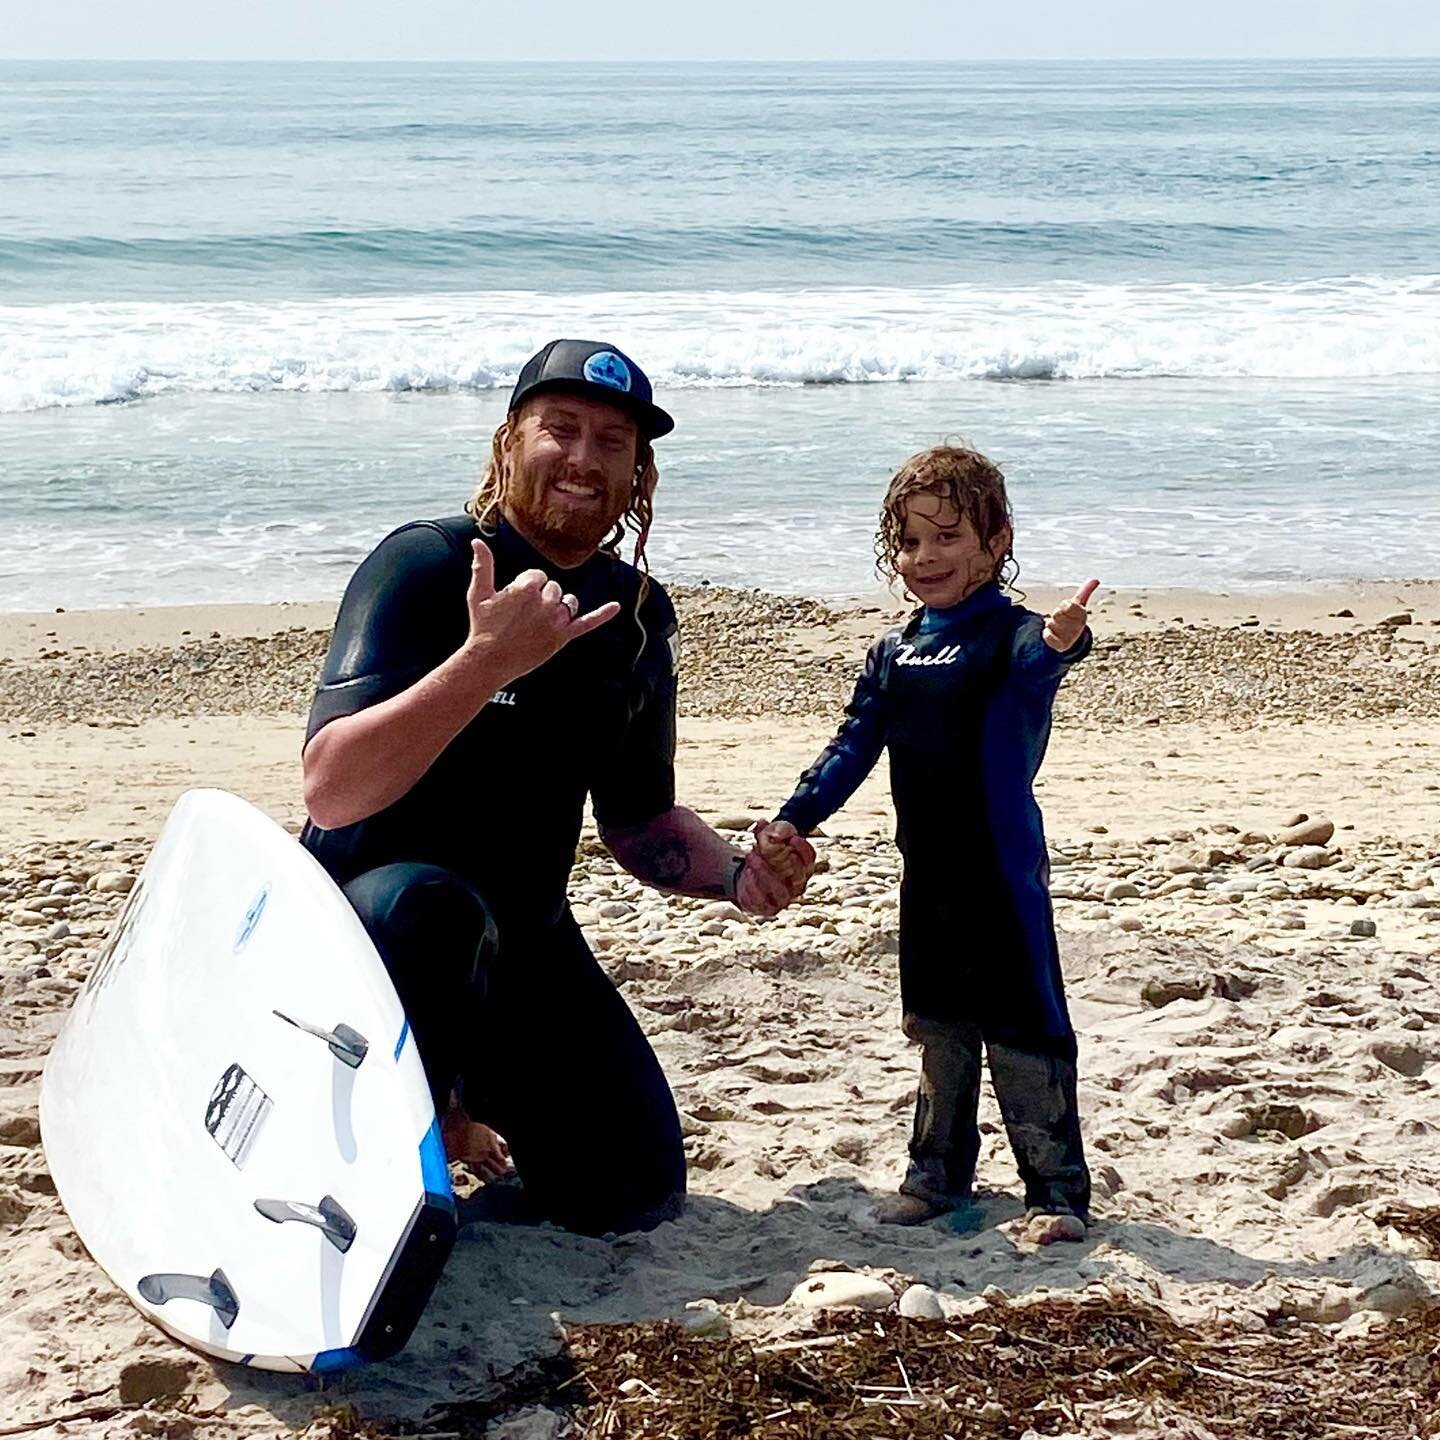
[40,788,456,1373]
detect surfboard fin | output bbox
[253,1194,357,1253]
[271,1010,369,1068]
[137,1268,240,1329]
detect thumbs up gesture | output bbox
[465,539,620,683]
[1043,579,1099,653]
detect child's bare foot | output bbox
[442,1103,512,1182]
[875,1191,950,1226]
[1024,1209,1087,1245]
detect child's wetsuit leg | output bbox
[987,1041,1090,1219]
[900,1013,984,1204]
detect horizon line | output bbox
[5,53,1438,65]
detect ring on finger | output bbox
[561,593,579,619]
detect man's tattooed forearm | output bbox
[630,836,691,888]
[602,808,738,899]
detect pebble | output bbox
[1162,857,1205,876]
[1223,1103,1309,1140]
[1027,1212,1087,1245]
[789,1271,894,1312]
[1283,847,1331,870]
[680,1307,732,1339]
[898,1283,944,1319]
[486,1407,569,1440]
[1142,976,1209,1008]
[117,1359,196,1406]
[1351,918,1378,938]
[1092,1164,1125,1197]
[1360,1274,1433,1316]
[1158,876,1206,895]
[1371,1041,1426,1077]
[696,901,746,923]
[1218,877,1262,897]
[89,871,135,894]
[1104,881,1141,901]
[713,815,759,831]
[1276,816,1336,847]
[596,901,635,920]
[0,1114,42,1147]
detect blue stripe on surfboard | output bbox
[311,1346,364,1374]
[393,1016,409,1061]
[240,1354,254,1365]
[420,1117,455,1208]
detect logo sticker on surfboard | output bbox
[205,1064,273,1169]
[235,885,271,952]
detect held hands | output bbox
[465,539,620,681]
[1043,578,1100,653]
[734,818,817,918]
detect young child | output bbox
[762,445,1096,1242]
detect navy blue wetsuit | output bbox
[302,516,685,1236]
[777,582,1091,1215]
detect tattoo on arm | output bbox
[630,835,691,889]
[602,807,740,899]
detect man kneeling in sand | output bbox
[299,339,816,1236]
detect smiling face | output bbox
[894,489,1011,609]
[499,392,642,567]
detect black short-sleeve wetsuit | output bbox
[303,514,678,933]
[301,515,685,1235]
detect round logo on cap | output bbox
[583,350,632,393]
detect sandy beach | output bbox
[3,579,1440,1437]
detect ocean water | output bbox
[2,59,1437,607]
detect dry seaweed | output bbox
[416,1292,1440,1440]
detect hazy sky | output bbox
[5,0,1439,62]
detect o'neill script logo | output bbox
[491,690,518,707]
[895,643,961,668]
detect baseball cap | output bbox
[508,339,675,439]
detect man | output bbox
[301,339,815,1236]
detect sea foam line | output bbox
[1,275,1436,413]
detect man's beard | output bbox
[506,469,630,559]
[520,496,624,556]
[542,497,621,548]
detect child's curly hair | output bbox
[875,445,1016,591]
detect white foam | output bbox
[2,275,1437,413]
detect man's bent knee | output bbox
[343,862,497,994]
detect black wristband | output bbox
[722,852,745,901]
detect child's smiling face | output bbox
[895,490,1011,609]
